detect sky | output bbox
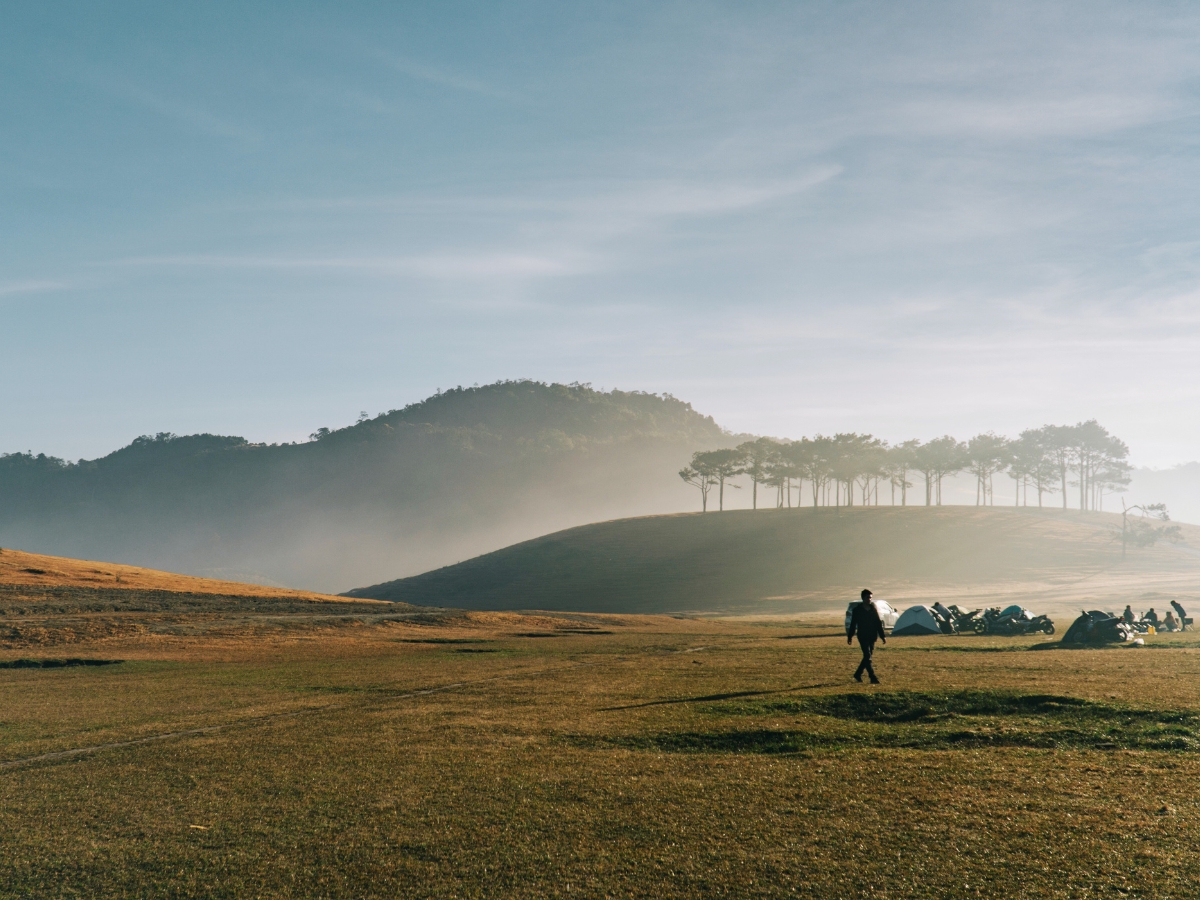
[5,1,1200,467]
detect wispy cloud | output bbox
[81,71,260,143]
[0,280,67,297]
[108,171,838,286]
[372,52,522,102]
[108,252,580,280]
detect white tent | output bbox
[891,605,942,636]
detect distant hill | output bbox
[344,507,1200,616]
[0,382,730,593]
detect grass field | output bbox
[4,578,1200,898]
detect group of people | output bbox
[1122,600,1189,632]
[846,591,1193,684]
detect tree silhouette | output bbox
[966,433,1011,506]
[911,437,967,505]
[1041,424,1077,510]
[1009,429,1059,507]
[678,464,716,512]
[888,439,920,506]
[691,448,745,511]
[682,420,1130,514]
[737,438,780,510]
[1120,502,1181,559]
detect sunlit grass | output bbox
[2,608,1200,897]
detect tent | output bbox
[891,605,942,636]
[1062,610,1133,645]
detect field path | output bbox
[0,628,814,771]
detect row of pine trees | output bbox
[680,420,1130,513]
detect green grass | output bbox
[604,690,1200,753]
[5,616,1200,897]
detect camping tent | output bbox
[891,605,942,636]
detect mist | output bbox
[0,383,730,593]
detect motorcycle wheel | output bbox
[973,620,987,634]
[1043,624,1055,635]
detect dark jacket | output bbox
[848,601,886,644]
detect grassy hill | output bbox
[345,506,1200,615]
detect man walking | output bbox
[847,588,886,684]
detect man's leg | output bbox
[859,643,878,681]
[856,640,877,683]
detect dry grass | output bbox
[0,546,364,602]
[3,591,1200,898]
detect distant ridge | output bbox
[0,381,729,593]
[343,507,1200,614]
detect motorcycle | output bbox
[973,605,1055,636]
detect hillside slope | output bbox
[0,547,366,602]
[0,382,730,592]
[345,507,1200,615]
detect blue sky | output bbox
[5,1,1200,466]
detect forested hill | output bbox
[0,382,730,593]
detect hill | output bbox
[344,506,1200,616]
[0,546,365,602]
[0,382,729,593]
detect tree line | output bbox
[679,420,1131,513]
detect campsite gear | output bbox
[847,602,885,684]
[931,602,959,634]
[947,606,982,631]
[973,607,1054,636]
[892,605,943,636]
[973,607,1007,633]
[1063,611,1135,645]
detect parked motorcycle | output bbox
[973,605,1055,636]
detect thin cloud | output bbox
[81,72,260,143]
[107,252,580,280]
[372,52,522,102]
[0,280,66,297]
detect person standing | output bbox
[847,588,886,684]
